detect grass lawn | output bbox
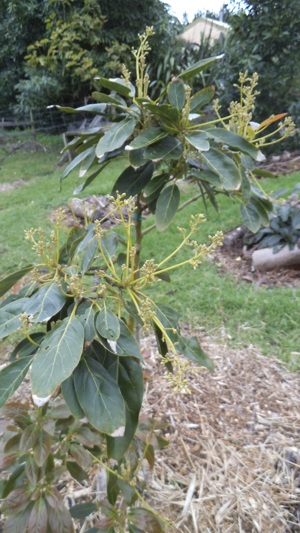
[1,134,300,367]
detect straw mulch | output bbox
[141,334,300,532]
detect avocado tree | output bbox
[0,28,294,532]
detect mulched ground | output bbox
[1,150,300,531]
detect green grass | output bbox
[1,135,300,367]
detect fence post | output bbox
[30,110,36,141]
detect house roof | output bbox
[179,16,230,45]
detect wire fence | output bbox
[0,102,88,140]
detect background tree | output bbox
[215,0,300,149]
[0,0,46,109]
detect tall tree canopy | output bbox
[217,0,300,132]
[1,0,181,112]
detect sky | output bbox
[163,0,227,22]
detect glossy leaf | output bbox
[111,162,154,197]
[177,336,214,371]
[0,358,31,408]
[128,128,167,149]
[155,184,180,232]
[201,148,241,190]
[115,320,142,359]
[0,265,34,297]
[70,502,97,519]
[66,461,87,483]
[100,231,119,259]
[23,282,66,323]
[190,86,215,113]
[167,78,186,110]
[55,103,106,115]
[28,497,48,533]
[33,430,52,466]
[10,333,44,360]
[178,54,222,81]
[77,302,97,342]
[96,309,120,341]
[144,137,183,161]
[97,77,135,97]
[0,309,22,339]
[129,147,148,168]
[73,161,110,195]
[106,357,143,459]
[2,464,25,499]
[186,132,210,151]
[74,356,126,434]
[92,91,126,106]
[143,103,180,131]
[79,235,98,274]
[62,146,94,180]
[95,118,136,159]
[31,317,84,397]
[240,202,261,233]
[205,127,258,159]
[61,374,85,419]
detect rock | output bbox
[252,244,300,272]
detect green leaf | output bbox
[66,461,88,483]
[155,184,180,232]
[97,77,135,97]
[177,336,214,371]
[128,507,164,533]
[143,174,169,199]
[129,148,148,168]
[201,148,241,190]
[31,317,84,397]
[100,231,119,259]
[33,430,52,466]
[2,464,25,499]
[144,137,183,161]
[10,333,44,361]
[79,235,98,274]
[0,310,22,339]
[111,162,154,197]
[167,78,186,110]
[128,128,167,149]
[61,374,85,419]
[62,146,94,180]
[70,502,97,519]
[92,90,126,106]
[95,118,136,159]
[178,55,222,81]
[115,320,142,359]
[0,265,34,297]
[153,322,172,372]
[28,497,48,533]
[73,161,110,195]
[74,356,126,434]
[190,86,215,113]
[77,302,96,342]
[23,282,66,323]
[252,167,276,178]
[0,358,32,408]
[190,168,222,187]
[240,202,261,233]
[106,357,143,459]
[186,132,210,151]
[205,128,258,159]
[143,103,181,131]
[96,309,120,341]
[55,103,106,114]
